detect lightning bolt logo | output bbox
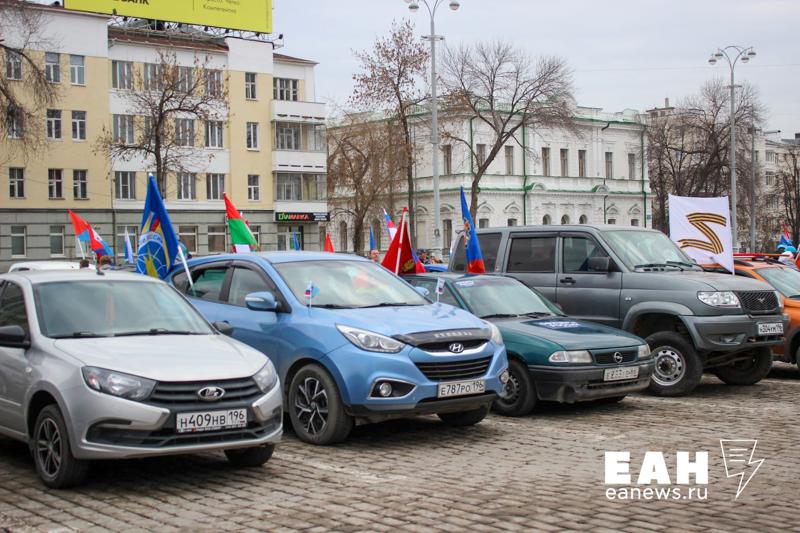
[720,439,764,499]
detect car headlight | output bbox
[82,367,156,402]
[548,350,592,364]
[336,325,405,353]
[253,360,278,393]
[697,291,741,308]
[637,344,652,359]
[487,322,504,345]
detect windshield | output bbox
[756,267,800,298]
[35,281,214,338]
[602,230,695,269]
[273,260,427,308]
[453,277,561,319]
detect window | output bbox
[563,235,610,272]
[476,144,486,167]
[112,114,134,144]
[605,152,613,179]
[10,225,26,257]
[578,149,587,177]
[302,174,326,201]
[48,169,63,199]
[9,168,24,198]
[561,214,570,225]
[275,123,300,150]
[228,268,271,306]
[505,145,514,175]
[273,77,298,101]
[451,232,502,273]
[542,214,551,225]
[207,226,227,253]
[178,226,198,254]
[45,52,60,83]
[479,218,489,229]
[442,145,452,175]
[277,225,304,251]
[175,118,195,147]
[631,219,639,227]
[245,72,257,99]
[116,225,137,260]
[0,282,28,336]
[249,225,261,247]
[187,266,227,299]
[541,147,551,176]
[7,105,23,138]
[71,111,86,140]
[276,173,301,201]
[507,218,517,227]
[69,55,85,85]
[628,153,637,180]
[115,171,136,200]
[607,218,616,225]
[579,214,588,224]
[206,173,225,200]
[248,174,260,201]
[338,221,348,251]
[205,69,222,97]
[766,151,776,164]
[112,60,133,90]
[176,172,196,200]
[49,225,65,256]
[73,169,88,199]
[205,120,224,148]
[46,109,62,140]
[766,172,775,186]
[177,66,194,93]
[507,237,557,273]
[143,63,162,91]
[560,149,569,177]
[308,124,326,151]
[443,219,453,251]
[5,50,22,80]
[246,122,259,149]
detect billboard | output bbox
[64,0,272,34]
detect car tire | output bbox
[288,364,353,445]
[438,404,490,427]
[714,347,773,386]
[492,359,537,417]
[646,331,703,396]
[32,405,89,489]
[224,444,275,467]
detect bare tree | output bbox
[95,49,228,195]
[771,143,800,245]
[0,0,59,163]
[440,41,576,217]
[350,20,429,240]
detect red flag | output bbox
[381,208,418,275]
[324,233,335,253]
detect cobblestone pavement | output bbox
[1,365,799,532]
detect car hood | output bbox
[330,303,487,336]
[625,270,774,291]
[53,334,267,381]
[496,317,643,351]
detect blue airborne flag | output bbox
[137,175,181,279]
[460,186,486,274]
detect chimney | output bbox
[665,97,670,108]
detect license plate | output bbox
[604,367,639,382]
[176,408,247,434]
[437,379,485,398]
[757,322,783,335]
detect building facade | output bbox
[0,4,327,271]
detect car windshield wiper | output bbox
[633,263,682,270]
[52,331,111,339]
[480,313,521,319]
[310,303,355,309]
[357,302,421,309]
[114,328,202,337]
[522,311,553,318]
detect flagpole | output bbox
[177,244,194,291]
[75,237,85,259]
[395,210,406,274]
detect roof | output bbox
[191,251,370,265]
[476,224,658,233]
[108,27,229,53]
[2,269,158,284]
[406,273,501,283]
[273,53,318,66]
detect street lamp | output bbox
[708,45,756,251]
[404,0,460,258]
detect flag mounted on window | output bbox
[224,193,258,252]
[68,209,113,258]
[460,186,486,274]
[137,175,181,279]
[381,207,425,275]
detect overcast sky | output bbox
[273,0,800,136]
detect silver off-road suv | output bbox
[0,270,282,488]
[451,225,787,396]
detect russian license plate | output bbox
[176,408,247,433]
[757,322,783,335]
[437,379,486,398]
[604,366,639,382]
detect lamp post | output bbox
[708,45,756,251]
[404,0,460,258]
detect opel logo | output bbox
[613,352,624,364]
[197,386,225,402]
[448,342,465,354]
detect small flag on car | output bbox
[435,277,445,303]
[304,280,319,307]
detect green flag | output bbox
[224,193,258,251]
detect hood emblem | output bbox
[613,352,624,364]
[197,386,225,402]
[448,342,465,354]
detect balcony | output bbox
[273,150,326,172]
[272,100,326,124]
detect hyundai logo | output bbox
[197,386,225,402]
[613,352,624,364]
[449,342,465,354]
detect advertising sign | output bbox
[275,212,330,223]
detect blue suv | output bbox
[170,252,508,445]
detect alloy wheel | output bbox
[294,377,329,436]
[36,418,62,479]
[653,347,686,387]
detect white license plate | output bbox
[437,379,486,398]
[757,322,783,335]
[604,367,639,382]
[176,408,247,434]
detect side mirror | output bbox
[212,321,234,336]
[245,291,278,312]
[588,256,612,272]
[414,286,430,298]
[0,325,30,349]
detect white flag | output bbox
[435,277,445,303]
[668,195,734,273]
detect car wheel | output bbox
[224,444,275,467]
[288,364,353,445]
[714,347,773,386]
[492,359,536,417]
[438,404,490,427]
[32,405,89,489]
[646,331,703,396]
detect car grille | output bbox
[593,349,638,365]
[736,291,779,314]
[415,356,492,381]
[147,377,262,407]
[418,339,487,353]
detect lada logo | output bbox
[197,386,225,402]
[449,343,465,353]
[613,352,624,364]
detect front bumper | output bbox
[528,360,655,403]
[683,314,788,352]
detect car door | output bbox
[172,262,231,324]
[555,232,622,327]
[0,281,31,435]
[501,233,558,301]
